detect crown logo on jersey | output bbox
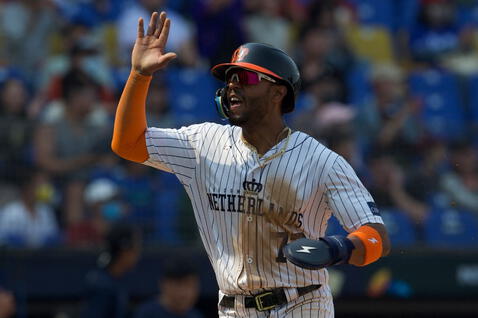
[243,178,263,195]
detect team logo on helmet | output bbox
[231,47,249,62]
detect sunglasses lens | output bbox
[227,69,260,85]
[240,70,260,84]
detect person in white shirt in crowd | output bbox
[0,166,59,247]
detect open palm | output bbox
[132,11,177,76]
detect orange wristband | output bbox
[349,225,383,266]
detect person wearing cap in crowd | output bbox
[81,223,141,318]
[135,253,203,318]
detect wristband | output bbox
[349,225,383,266]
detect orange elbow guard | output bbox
[349,225,383,266]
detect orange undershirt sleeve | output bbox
[111,70,152,163]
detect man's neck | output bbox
[241,119,288,156]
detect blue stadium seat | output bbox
[468,74,478,126]
[346,62,372,107]
[165,68,221,126]
[380,209,417,247]
[394,0,420,31]
[347,0,418,33]
[424,208,478,248]
[456,2,478,27]
[152,173,184,243]
[408,69,466,139]
[347,0,394,30]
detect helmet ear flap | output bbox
[215,87,230,119]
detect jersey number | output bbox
[273,232,306,263]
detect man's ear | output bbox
[272,85,288,104]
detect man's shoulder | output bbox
[178,121,229,130]
[291,130,333,156]
[149,122,229,135]
[185,122,235,138]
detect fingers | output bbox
[161,52,177,64]
[158,18,171,48]
[137,17,144,38]
[154,12,166,38]
[145,11,169,41]
[146,11,159,36]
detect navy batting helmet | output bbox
[211,43,301,114]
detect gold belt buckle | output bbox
[254,291,275,311]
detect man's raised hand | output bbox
[132,11,177,76]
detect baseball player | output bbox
[112,12,391,318]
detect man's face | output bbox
[67,86,97,117]
[160,275,200,314]
[225,69,278,127]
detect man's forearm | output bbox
[111,70,152,162]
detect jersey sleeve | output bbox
[143,123,205,184]
[325,156,383,232]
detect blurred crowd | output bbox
[0,0,478,251]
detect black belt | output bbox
[219,284,321,311]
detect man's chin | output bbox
[227,114,248,126]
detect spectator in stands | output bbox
[191,0,245,66]
[322,125,364,175]
[85,178,128,224]
[34,69,111,235]
[440,140,478,214]
[82,223,142,318]
[298,25,352,103]
[117,0,194,65]
[0,166,60,247]
[0,288,15,318]
[0,77,34,184]
[244,0,293,53]
[355,63,423,162]
[135,253,202,318]
[409,0,462,65]
[365,150,429,226]
[292,100,366,175]
[119,163,157,237]
[406,139,448,209]
[146,77,175,128]
[292,101,355,145]
[0,0,57,77]
[302,1,356,68]
[41,33,116,104]
[66,178,128,247]
[441,26,478,76]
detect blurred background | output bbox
[0,0,477,317]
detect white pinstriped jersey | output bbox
[143,122,383,297]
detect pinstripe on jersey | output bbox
[143,122,383,308]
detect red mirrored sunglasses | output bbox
[225,68,277,85]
